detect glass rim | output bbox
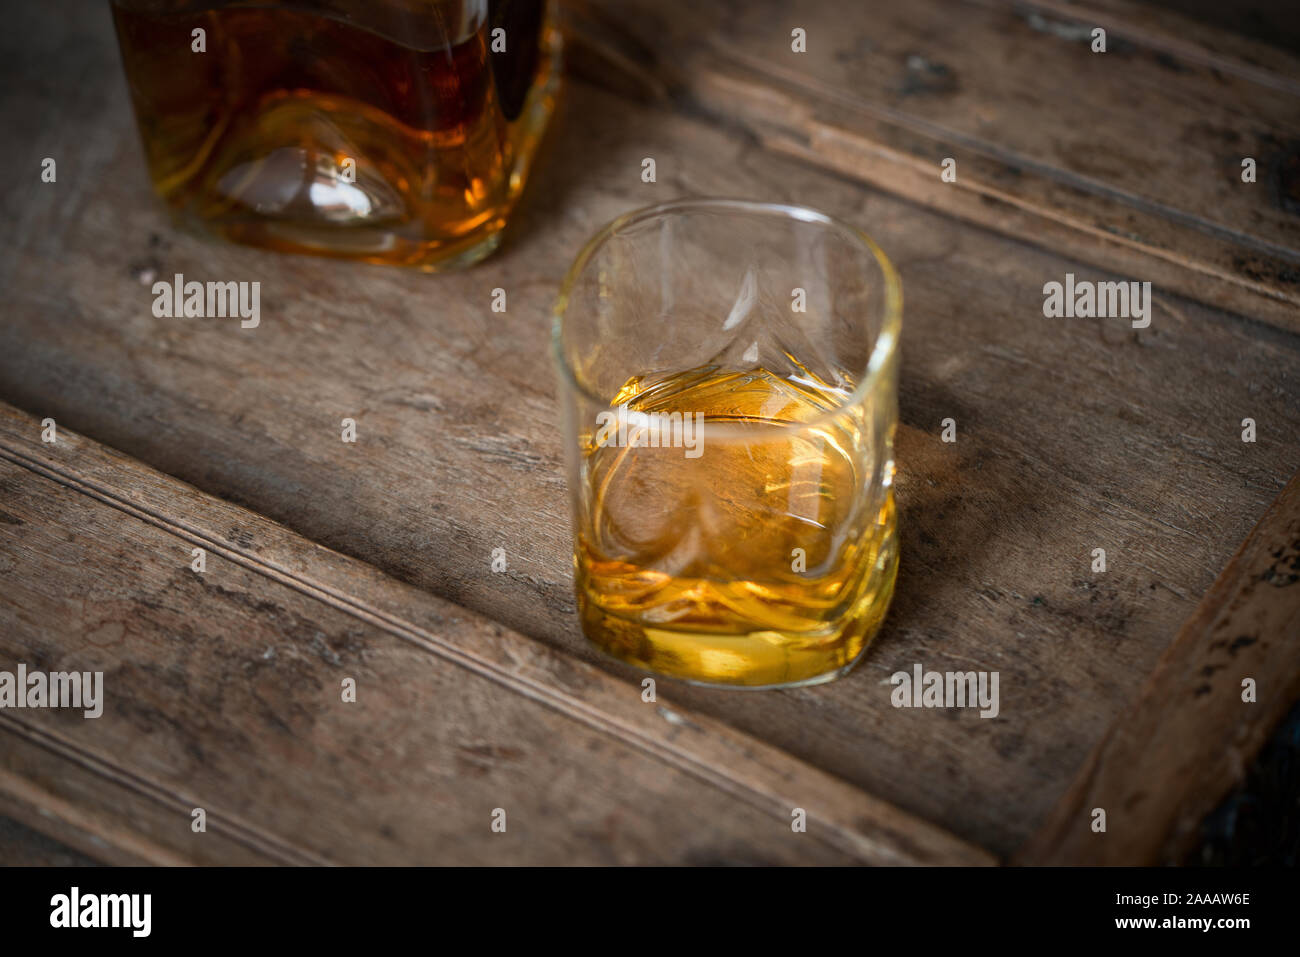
[551,198,903,436]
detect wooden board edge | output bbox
[0,713,319,866]
[1014,471,1300,864]
[0,766,185,867]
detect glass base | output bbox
[578,518,900,691]
[173,211,509,271]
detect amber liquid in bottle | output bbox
[576,364,898,688]
[111,1,558,267]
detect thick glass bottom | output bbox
[578,505,900,690]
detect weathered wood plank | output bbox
[0,812,103,867]
[1,0,1298,857]
[1049,0,1300,82]
[0,752,218,866]
[567,0,1300,330]
[1017,471,1300,864]
[0,401,992,865]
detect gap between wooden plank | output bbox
[0,401,995,866]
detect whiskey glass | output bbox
[111,0,560,269]
[553,199,902,689]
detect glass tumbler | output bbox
[111,0,560,269]
[553,199,902,689]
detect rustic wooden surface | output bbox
[0,815,100,867]
[567,0,1300,331]
[0,0,1298,864]
[0,402,993,865]
[1018,472,1300,864]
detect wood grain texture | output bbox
[568,0,1300,330]
[1017,471,1300,864]
[1042,0,1300,82]
[0,401,992,865]
[1,0,1298,858]
[0,813,102,867]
